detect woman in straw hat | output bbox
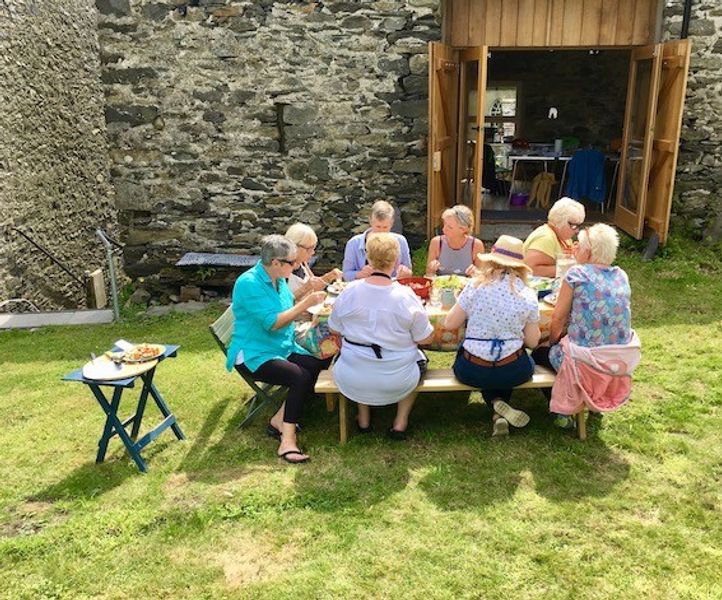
[444,235,541,437]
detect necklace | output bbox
[369,272,392,280]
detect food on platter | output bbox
[326,281,349,295]
[123,343,165,363]
[397,277,432,299]
[432,274,469,291]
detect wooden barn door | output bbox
[643,39,691,245]
[456,46,488,235]
[614,44,662,239]
[428,42,460,239]
[615,40,690,243]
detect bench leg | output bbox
[577,409,587,441]
[325,392,336,413]
[338,394,348,445]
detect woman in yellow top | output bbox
[523,197,585,277]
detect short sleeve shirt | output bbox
[523,223,563,260]
[458,275,539,361]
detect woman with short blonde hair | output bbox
[426,205,485,276]
[329,233,434,439]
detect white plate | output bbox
[326,281,348,295]
[307,303,334,316]
[543,292,558,306]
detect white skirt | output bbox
[333,343,425,406]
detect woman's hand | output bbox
[309,276,327,291]
[397,264,413,279]
[322,268,343,283]
[464,264,478,277]
[426,259,441,275]
[302,291,326,308]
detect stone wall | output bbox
[488,50,629,147]
[96,0,440,292]
[0,0,117,310]
[663,1,722,243]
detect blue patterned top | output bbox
[549,263,632,370]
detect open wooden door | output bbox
[427,42,459,239]
[643,39,691,245]
[614,44,662,239]
[455,46,488,236]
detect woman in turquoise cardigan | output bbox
[227,235,328,463]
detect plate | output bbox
[326,281,348,295]
[307,303,334,317]
[543,292,558,306]
[123,343,166,363]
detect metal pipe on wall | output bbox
[680,0,693,39]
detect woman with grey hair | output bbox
[523,197,586,277]
[284,222,342,300]
[342,200,413,281]
[426,205,485,276]
[532,223,638,428]
[225,234,330,463]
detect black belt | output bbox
[343,337,383,359]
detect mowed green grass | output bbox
[1,234,721,599]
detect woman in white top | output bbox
[445,235,541,437]
[285,223,342,300]
[329,233,434,439]
[426,205,485,276]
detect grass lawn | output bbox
[1,234,721,599]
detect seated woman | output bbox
[225,235,330,464]
[532,224,641,428]
[445,236,540,437]
[523,197,586,277]
[342,200,413,281]
[284,223,342,300]
[329,233,434,439]
[426,205,485,277]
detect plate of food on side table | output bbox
[122,343,166,363]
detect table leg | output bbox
[93,385,122,464]
[607,160,620,212]
[339,394,348,444]
[507,160,518,203]
[130,374,152,440]
[142,372,186,440]
[90,384,148,472]
[559,161,569,199]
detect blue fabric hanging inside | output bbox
[565,149,606,205]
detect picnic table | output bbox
[62,343,185,472]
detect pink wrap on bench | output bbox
[550,331,642,415]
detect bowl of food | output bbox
[397,276,432,299]
[527,276,555,299]
[432,274,469,293]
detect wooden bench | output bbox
[315,366,588,443]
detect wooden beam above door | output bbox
[443,0,659,48]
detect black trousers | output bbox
[241,353,331,424]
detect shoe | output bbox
[492,400,530,428]
[553,414,576,430]
[492,417,509,437]
[355,419,373,434]
[387,427,407,441]
[278,449,310,464]
[266,423,301,440]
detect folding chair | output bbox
[209,306,287,427]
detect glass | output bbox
[298,243,316,252]
[622,58,653,213]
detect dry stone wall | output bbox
[97,0,440,291]
[663,1,722,243]
[0,0,117,310]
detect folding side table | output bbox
[63,344,185,472]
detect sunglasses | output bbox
[298,243,316,251]
[568,221,583,231]
[278,258,297,266]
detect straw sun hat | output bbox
[477,235,531,272]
